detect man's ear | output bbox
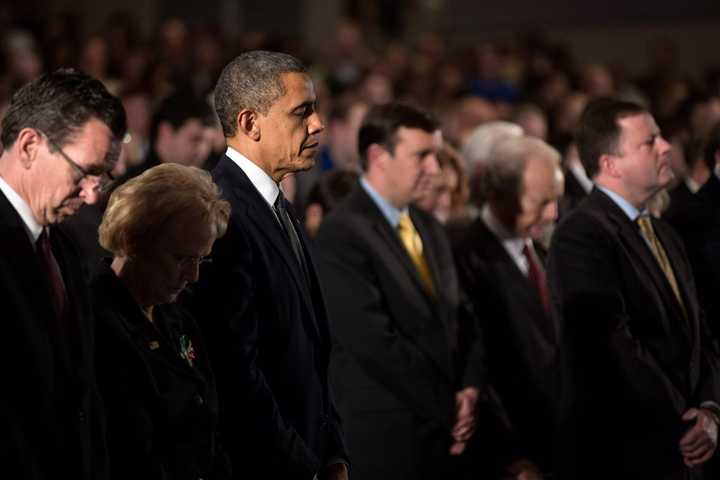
[366,143,389,170]
[599,153,620,178]
[237,109,261,141]
[15,128,42,170]
[156,122,174,143]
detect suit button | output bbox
[78,409,86,423]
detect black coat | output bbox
[547,187,720,479]
[669,175,720,340]
[91,261,229,480]
[315,184,485,480]
[187,155,347,479]
[453,218,560,474]
[0,190,108,480]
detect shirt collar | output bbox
[360,176,406,228]
[0,175,43,244]
[226,146,280,207]
[596,185,643,221]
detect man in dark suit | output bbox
[0,69,126,479]
[548,97,720,479]
[454,136,564,479]
[315,103,484,480]
[188,51,348,480]
[669,122,720,340]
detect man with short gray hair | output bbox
[190,50,348,480]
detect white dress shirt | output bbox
[0,175,43,247]
[481,204,531,276]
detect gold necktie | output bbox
[397,212,434,294]
[637,216,685,313]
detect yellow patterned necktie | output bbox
[636,215,686,314]
[397,212,434,294]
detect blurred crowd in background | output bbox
[3,7,720,234]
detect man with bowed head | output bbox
[189,51,348,479]
[0,68,126,479]
[454,135,564,479]
[548,97,720,479]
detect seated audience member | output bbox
[304,169,359,238]
[512,104,548,140]
[120,91,215,181]
[454,136,564,480]
[92,163,231,480]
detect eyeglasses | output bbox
[171,254,213,270]
[37,129,115,193]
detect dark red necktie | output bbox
[523,243,550,314]
[36,228,67,320]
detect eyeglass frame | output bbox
[169,253,213,270]
[36,129,115,192]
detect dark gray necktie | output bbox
[274,191,309,279]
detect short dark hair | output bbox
[150,91,214,144]
[213,50,306,138]
[1,68,126,162]
[575,97,647,178]
[703,119,720,170]
[357,102,439,171]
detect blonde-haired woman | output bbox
[92,163,231,480]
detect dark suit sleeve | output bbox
[316,216,453,427]
[95,310,166,480]
[192,224,321,478]
[547,213,686,415]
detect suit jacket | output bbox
[91,261,229,480]
[547,187,720,479]
[668,175,720,340]
[453,218,560,474]
[0,190,108,479]
[315,184,484,480]
[187,155,347,479]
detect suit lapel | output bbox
[591,189,691,342]
[349,188,452,375]
[360,191,437,308]
[474,219,555,341]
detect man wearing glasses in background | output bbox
[0,68,126,479]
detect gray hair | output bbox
[213,50,307,137]
[461,121,524,179]
[482,136,560,205]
